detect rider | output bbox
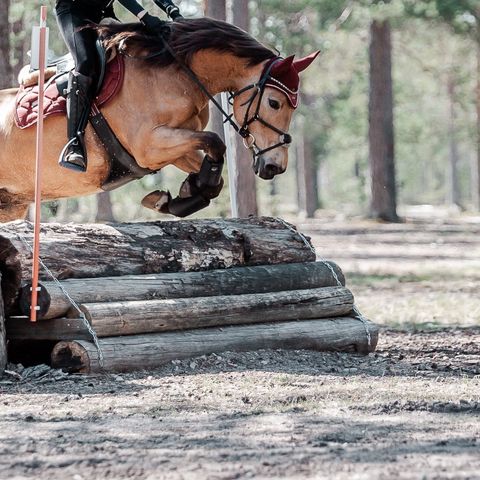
[55,0,181,172]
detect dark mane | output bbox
[98,18,276,68]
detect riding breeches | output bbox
[55,0,115,80]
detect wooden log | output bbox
[6,317,89,341]
[0,274,7,375]
[21,261,345,320]
[50,317,379,373]
[0,217,315,312]
[79,286,353,337]
[7,286,353,339]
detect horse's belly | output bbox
[0,110,109,200]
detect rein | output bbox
[119,35,292,164]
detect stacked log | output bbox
[0,217,315,312]
[52,318,376,374]
[19,261,345,320]
[0,218,379,374]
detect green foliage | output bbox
[403,0,479,36]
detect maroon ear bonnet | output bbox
[264,51,320,108]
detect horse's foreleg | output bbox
[140,127,226,217]
[139,126,226,172]
[194,131,226,163]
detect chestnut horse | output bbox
[0,18,318,221]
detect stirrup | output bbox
[58,138,87,172]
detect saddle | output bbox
[15,43,119,129]
[14,43,154,191]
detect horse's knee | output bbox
[198,131,226,159]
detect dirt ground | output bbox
[1,212,480,480]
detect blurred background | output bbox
[1,0,479,224]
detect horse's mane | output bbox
[98,18,276,68]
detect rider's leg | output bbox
[55,1,100,172]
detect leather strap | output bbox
[89,104,155,191]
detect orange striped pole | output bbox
[30,6,48,322]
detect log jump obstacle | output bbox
[0,217,378,374]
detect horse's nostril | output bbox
[264,163,281,176]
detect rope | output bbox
[275,218,372,349]
[16,233,105,367]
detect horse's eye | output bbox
[268,98,281,110]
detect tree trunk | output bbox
[296,116,318,218]
[446,75,461,207]
[232,0,258,217]
[95,192,116,222]
[204,0,226,19]
[0,218,316,311]
[11,13,25,81]
[51,317,379,373]
[204,0,226,145]
[0,0,12,89]
[474,39,480,211]
[368,20,398,222]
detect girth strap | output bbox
[89,104,155,191]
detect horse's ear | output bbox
[293,51,321,73]
[271,55,295,75]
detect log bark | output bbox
[7,317,90,341]
[0,274,7,375]
[51,317,379,373]
[19,261,344,320]
[9,286,354,339]
[0,217,315,312]
[78,286,353,336]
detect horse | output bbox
[0,18,319,222]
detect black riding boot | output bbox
[59,71,93,172]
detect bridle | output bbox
[120,35,293,165]
[175,55,293,167]
[227,58,293,160]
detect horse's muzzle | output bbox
[254,156,285,180]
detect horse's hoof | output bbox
[141,190,171,213]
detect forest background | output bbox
[0,0,479,224]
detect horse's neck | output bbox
[190,51,263,95]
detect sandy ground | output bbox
[1,213,480,479]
